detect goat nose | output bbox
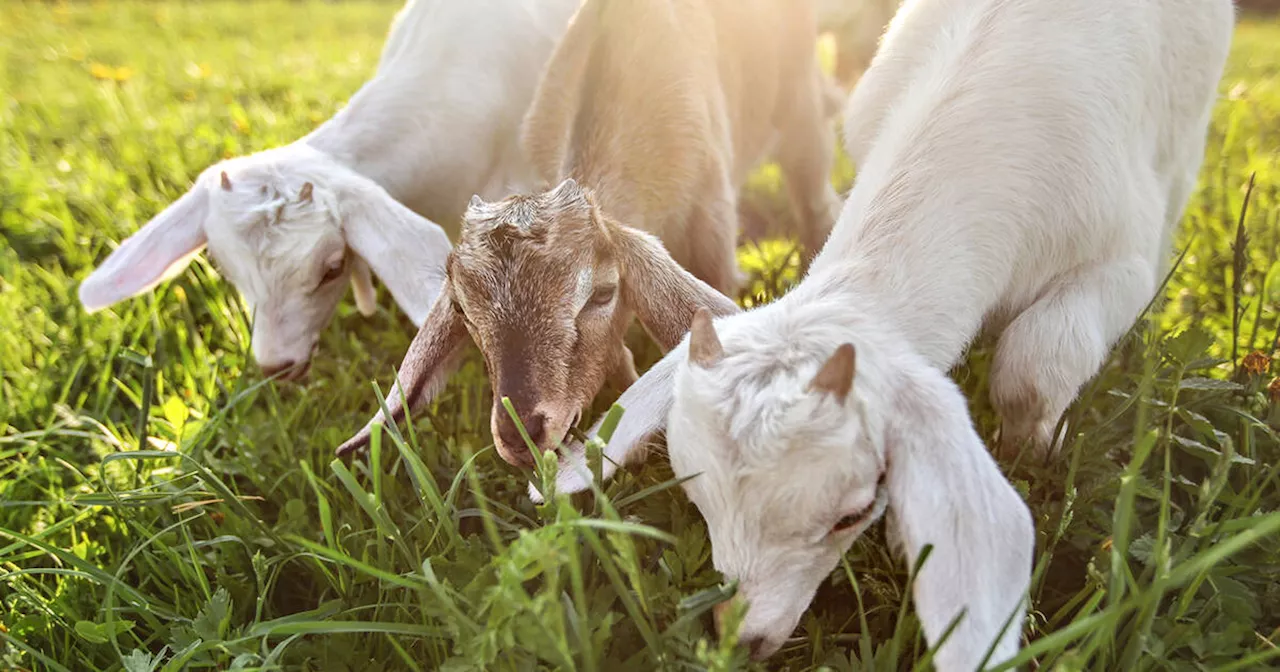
[741,636,769,660]
[497,412,548,467]
[523,413,547,447]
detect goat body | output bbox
[544,0,1235,666]
[337,0,841,467]
[523,0,845,293]
[78,0,579,375]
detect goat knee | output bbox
[990,258,1155,457]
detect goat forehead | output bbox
[454,248,581,308]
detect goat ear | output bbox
[340,181,451,327]
[884,367,1034,670]
[337,286,471,457]
[530,345,685,501]
[808,343,856,402]
[79,187,210,313]
[350,256,377,317]
[612,224,741,351]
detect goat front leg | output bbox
[687,176,746,298]
[990,257,1156,458]
[775,70,842,269]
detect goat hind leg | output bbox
[687,180,745,298]
[990,257,1156,458]
[775,71,842,268]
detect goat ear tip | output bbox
[79,297,104,314]
[77,281,105,312]
[688,309,724,368]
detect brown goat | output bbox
[337,0,839,467]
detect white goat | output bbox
[77,0,580,378]
[539,0,1235,666]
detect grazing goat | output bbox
[539,0,1235,666]
[77,0,580,379]
[337,0,841,467]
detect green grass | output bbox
[2,2,1280,670]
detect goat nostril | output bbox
[496,412,549,469]
[524,413,546,447]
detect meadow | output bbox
[2,2,1280,670]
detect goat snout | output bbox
[495,411,547,467]
[714,596,781,660]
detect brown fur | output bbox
[339,0,841,466]
[337,181,740,465]
[522,0,842,286]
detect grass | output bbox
[2,2,1280,670]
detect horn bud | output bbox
[220,171,233,191]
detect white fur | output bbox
[78,0,580,372]
[542,0,1234,666]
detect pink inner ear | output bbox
[351,258,377,315]
[79,187,210,312]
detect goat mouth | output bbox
[280,361,312,381]
[556,411,585,452]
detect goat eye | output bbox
[320,259,345,285]
[589,285,617,307]
[831,504,874,534]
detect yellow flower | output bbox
[89,63,133,83]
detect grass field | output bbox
[2,2,1280,670]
